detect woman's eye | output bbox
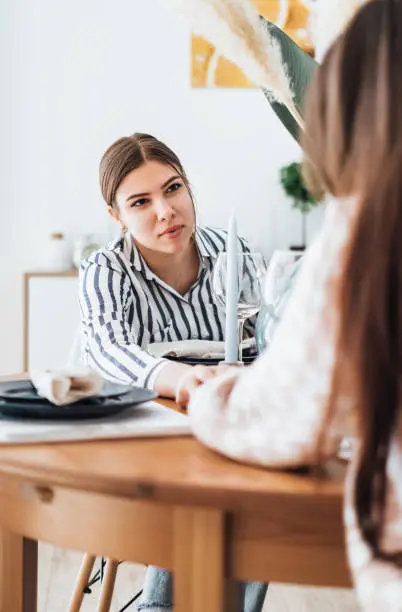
[130,198,148,208]
[166,182,181,194]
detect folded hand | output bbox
[175,365,219,409]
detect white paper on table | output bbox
[0,401,190,445]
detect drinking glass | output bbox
[255,250,302,352]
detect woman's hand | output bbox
[176,365,217,408]
[175,365,219,409]
[175,364,239,409]
[154,360,239,408]
[154,361,193,399]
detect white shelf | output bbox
[24,272,80,371]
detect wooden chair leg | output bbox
[68,553,96,612]
[97,559,119,612]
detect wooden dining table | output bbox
[0,375,351,612]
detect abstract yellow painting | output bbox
[191,0,314,88]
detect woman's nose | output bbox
[155,198,174,221]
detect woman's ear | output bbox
[107,206,120,223]
[108,206,127,233]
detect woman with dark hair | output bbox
[185,1,402,608]
[79,132,267,611]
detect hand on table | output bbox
[175,364,236,409]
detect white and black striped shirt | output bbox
[79,227,251,389]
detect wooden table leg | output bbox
[173,507,239,612]
[0,529,37,612]
[22,538,38,612]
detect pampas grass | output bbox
[172,0,304,128]
[171,0,371,129]
[311,0,370,62]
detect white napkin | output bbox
[30,367,104,406]
[148,338,256,359]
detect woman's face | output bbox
[112,160,196,255]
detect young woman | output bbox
[79,132,253,396]
[184,1,402,610]
[79,133,267,611]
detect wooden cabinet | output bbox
[23,271,80,371]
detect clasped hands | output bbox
[175,363,238,409]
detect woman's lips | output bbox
[160,225,184,239]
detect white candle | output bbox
[225,213,239,363]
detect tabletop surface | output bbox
[0,377,345,511]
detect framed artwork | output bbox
[191,0,315,88]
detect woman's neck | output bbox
[135,238,200,296]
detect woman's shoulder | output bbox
[197,226,251,256]
[79,235,127,273]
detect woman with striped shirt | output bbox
[79,132,267,612]
[79,132,252,395]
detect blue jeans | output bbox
[136,566,268,611]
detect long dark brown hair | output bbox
[303,0,402,564]
[99,132,194,208]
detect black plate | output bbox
[0,388,156,421]
[165,354,257,366]
[0,380,133,404]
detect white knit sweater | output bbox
[189,198,402,611]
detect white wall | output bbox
[0,0,323,375]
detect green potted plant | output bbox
[279,161,320,251]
